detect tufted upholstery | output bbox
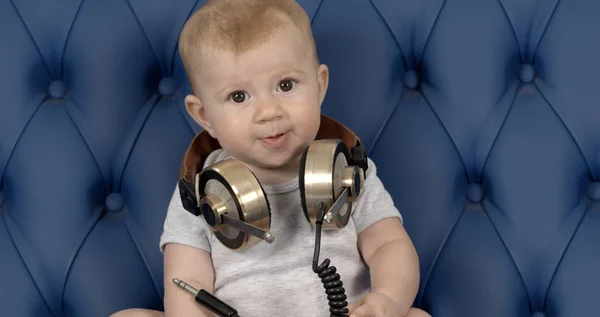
[1,0,599,316]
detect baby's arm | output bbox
[350,158,420,315]
[160,184,218,317]
[163,243,216,317]
[357,217,420,316]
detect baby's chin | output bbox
[252,154,301,171]
[225,141,309,171]
[235,150,300,172]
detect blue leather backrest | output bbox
[1,0,599,316]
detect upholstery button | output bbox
[530,312,545,317]
[519,64,535,83]
[467,183,484,203]
[403,70,419,89]
[588,182,600,201]
[105,193,124,212]
[48,80,67,99]
[158,77,176,96]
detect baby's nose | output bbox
[254,98,284,122]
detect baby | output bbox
[112,0,430,316]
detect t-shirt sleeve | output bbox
[158,150,229,254]
[351,157,403,235]
[158,184,212,253]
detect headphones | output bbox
[177,114,369,251]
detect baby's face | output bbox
[186,23,328,173]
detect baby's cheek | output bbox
[303,114,321,139]
[219,131,249,153]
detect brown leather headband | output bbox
[177,114,367,216]
[178,113,366,184]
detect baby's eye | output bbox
[229,91,248,103]
[277,79,296,92]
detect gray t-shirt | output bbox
[159,149,402,317]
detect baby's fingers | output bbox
[349,304,376,317]
[347,298,361,313]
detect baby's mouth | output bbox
[260,132,288,147]
[264,133,285,140]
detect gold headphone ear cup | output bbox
[197,159,271,250]
[299,140,353,230]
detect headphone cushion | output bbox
[298,146,311,223]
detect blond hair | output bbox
[178,0,318,93]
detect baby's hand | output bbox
[348,291,405,317]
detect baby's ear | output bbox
[184,95,216,137]
[317,64,329,106]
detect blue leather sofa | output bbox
[1,0,598,316]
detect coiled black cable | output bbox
[313,202,349,317]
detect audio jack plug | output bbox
[173,278,240,317]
